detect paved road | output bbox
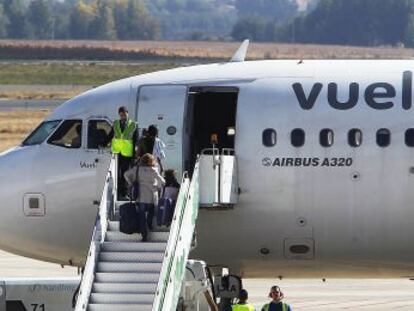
[0,251,414,310]
[0,99,63,111]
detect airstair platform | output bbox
[75,156,200,311]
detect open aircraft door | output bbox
[137,85,188,176]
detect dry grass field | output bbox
[0,110,49,152]
[1,39,414,60]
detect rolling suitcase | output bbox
[156,198,174,227]
[119,202,140,234]
[164,199,175,227]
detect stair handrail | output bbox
[152,159,200,311]
[74,156,116,311]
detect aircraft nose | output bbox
[0,147,35,251]
[0,149,24,198]
[0,153,13,198]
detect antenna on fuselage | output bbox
[230,39,250,62]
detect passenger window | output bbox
[348,129,362,147]
[291,129,305,147]
[262,129,277,147]
[88,120,112,149]
[376,129,391,147]
[405,129,414,147]
[320,129,334,147]
[47,120,82,149]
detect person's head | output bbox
[118,106,128,121]
[238,289,248,303]
[140,153,156,167]
[164,169,177,184]
[148,125,158,138]
[269,286,283,302]
[164,169,176,180]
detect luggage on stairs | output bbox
[119,202,140,234]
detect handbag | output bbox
[131,164,140,201]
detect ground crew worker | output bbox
[261,286,292,311]
[233,289,255,311]
[110,106,138,199]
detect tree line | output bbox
[1,0,414,48]
[231,0,414,48]
[292,0,414,47]
[0,0,238,40]
[0,0,160,40]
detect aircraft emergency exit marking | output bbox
[293,71,413,110]
[262,157,353,167]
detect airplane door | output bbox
[137,85,188,176]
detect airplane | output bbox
[1,42,414,280]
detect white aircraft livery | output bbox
[1,58,414,279]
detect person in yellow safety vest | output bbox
[233,289,255,311]
[109,106,138,199]
[261,286,292,311]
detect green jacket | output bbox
[111,119,136,157]
[233,303,255,311]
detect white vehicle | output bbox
[1,43,414,280]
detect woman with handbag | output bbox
[125,153,165,241]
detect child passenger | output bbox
[163,169,180,203]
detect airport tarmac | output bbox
[0,251,414,310]
[246,278,414,311]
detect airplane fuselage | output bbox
[1,60,414,278]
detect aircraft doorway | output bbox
[186,87,239,206]
[186,87,238,172]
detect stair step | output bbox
[92,283,157,294]
[108,221,119,231]
[105,231,169,242]
[100,252,164,263]
[97,262,162,273]
[115,200,129,206]
[89,293,155,304]
[95,272,159,283]
[108,221,170,233]
[101,242,166,253]
[88,303,152,311]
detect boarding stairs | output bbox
[74,156,200,311]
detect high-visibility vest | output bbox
[111,119,136,157]
[261,302,289,311]
[233,303,255,311]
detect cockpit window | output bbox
[88,119,112,149]
[47,120,82,149]
[22,120,61,146]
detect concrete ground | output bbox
[0,251,414,310]
[245,278,414,311]
[0,251,77,278]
